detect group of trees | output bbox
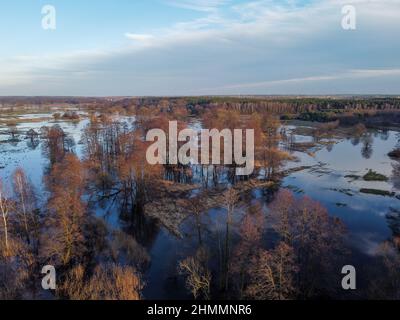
[0,169,40,299]
[177,188,239,300]
[256,192,345,299]
[0,126,147,299]
[200,107,290,183]
[369,207,400,299]
[82,113,165,216]
[0,165,145,299]
[177,189,348,300]
[79,104,291,221]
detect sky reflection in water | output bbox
[0,117,399,298]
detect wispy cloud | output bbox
[124,33,155,41]
[165,0,230,12]
[208,69,400,91]
[1,0,400,95]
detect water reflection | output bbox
[120,205,160,249]
[1,116,400,299]
[392,161,400,190]
[361,133,374,159]
[386,207,400,238]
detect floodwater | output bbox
[0,113,399,299]
[283,129,399,256]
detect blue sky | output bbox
[0,0,399,96]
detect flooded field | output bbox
[0,111,399,299]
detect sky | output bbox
[0,0,399,96]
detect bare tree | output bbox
[41,125,68,164]
[179,247,211,300]
[245,243,297,300]
[12,168,38,245]
[181,193,207,246]
[59,263,143,300]
[5,120,18,140]
[231,204,265,297]
[369,241,400,299]
[222,187,239,291]
[392,160,400,190]
[0,181,13,257]
[42,154,87,266]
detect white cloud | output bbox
[124,33,155,41]
[165,0,229,12]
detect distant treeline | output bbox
[132,96,400,127]
[2,95,400,110]
[0,96,100,105]
[2,96,400,126]
[184,96,400,114]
